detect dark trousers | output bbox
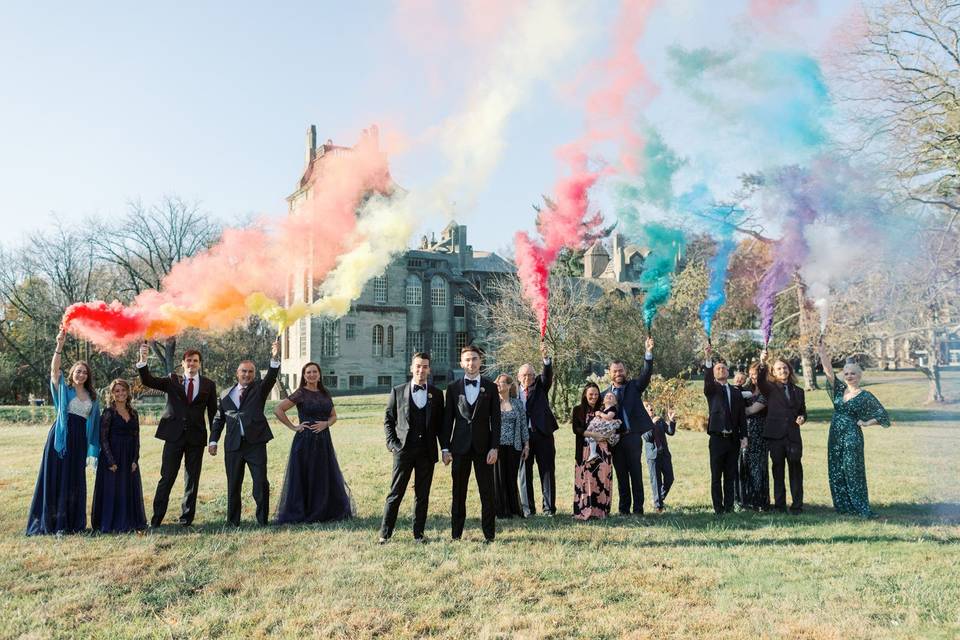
[451,450,496,540]
[767,437,803,511]
[612,432,645,514]
[709,434,738,513]
[519,430,556,516]
[152,436,204,526]
[647,447,674,509]
[380,447,435,539]
[224,438,269,525]
[494,445,524,518]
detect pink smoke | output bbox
[64,129,392,352]
[514,0,658,335]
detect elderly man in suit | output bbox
[517,342,559,517]
[440,345,501,543]
[208,340,280,526]
[137,344,218,527]
[605,336,656,515]
[379,352,445,544]
[703,345,748,514]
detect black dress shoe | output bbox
[413,536,427,544]
[482,538,494,544]
[789,507,803,515]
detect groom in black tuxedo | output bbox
[379,352,445,543]
[137,344,218,527]
[208,340,280,526]
[440,345,501,542]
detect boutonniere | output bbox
[480,386,486,393]
[428,393,433,399]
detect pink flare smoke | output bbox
[63,129,393,352]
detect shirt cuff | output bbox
[645,352,653,360]
[209,441,218,446]
[269,360,281,368]
[441,448,449,454]
[136,362,146,369]
[543,357,551,365]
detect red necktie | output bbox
[186,378,194,402]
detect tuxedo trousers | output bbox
[152,435,204,527]
[767,437,803,511]
[224,438,269,525]
[451,450,496,540]
[519,429,556,516]
[709,434,738,513]
[380,446,435,539]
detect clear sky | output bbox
[0,1,853,253]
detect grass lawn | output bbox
[0,370,958,639]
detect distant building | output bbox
[279,126,513,393]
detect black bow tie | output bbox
[464,379,478,387]
[413,384,426,393]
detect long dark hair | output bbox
[771,357,798,387]
[300,362,330,397]
[579,382,603,412]
[67,360,97,400]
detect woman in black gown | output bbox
[27,326,101,535]
[91,378,147,533]
[273,362,352,524]
[739,362,770,511]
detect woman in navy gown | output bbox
[26,326,101,535]
[91,378,147,533]
[273,362,352,524]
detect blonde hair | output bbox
[495,374,518,398]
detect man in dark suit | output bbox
[137,343,218,527]
[643,400,676,513]
[379,352,445,544]
[440,345,501,542]
[605,336,656,515]
[517,342,559,517]
[758,349,808,514]
[703,345,748,514]
[208,340,280,526]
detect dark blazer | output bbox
[209,364,280,452]
[520,359,559,435]
[756,365,807,442]
[441,377,501,456]
[571,402,603,465]
[384,382,444,462]
[138,365,217,447]
[703,366,747,439]
[604,357,655,435]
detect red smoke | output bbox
[63,129,392,353]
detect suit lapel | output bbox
[172,374,188,403]
[402,383,411,421]
[424,385,432,426]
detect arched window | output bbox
[431,275,447,308]
[386,326,394,358]
[372,324,384,357]
[405,274,422,306]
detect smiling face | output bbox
[842,363,863,386]
[495,375,512,398]
[713,361,729,383]
[70,363,89,387]
[236,361,256,386]
[773,360,791,383]
[608,362,627,386]
[584,386,600,406]
[111,383,128,404]
[303,364,321,385]
[460,350,481,377]
[182,354,201,377]
[518,364,536,390]
[410,356,430,385]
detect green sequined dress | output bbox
[826,378,890,517]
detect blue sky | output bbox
[0,1,853,253]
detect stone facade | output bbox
[279,126,513,393]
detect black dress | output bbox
[26,398,91,535]
[739,389,770,510]
[91,408,147,533]
[275,388,352,524]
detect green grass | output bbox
[1,371,958,639]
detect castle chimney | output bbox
[305,125,317,167]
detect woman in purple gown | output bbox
[26,327,101,535]
[273,362,352,524]
[91,378,147,533]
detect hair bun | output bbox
[844,357,858,365]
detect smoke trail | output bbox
[636,223,685,329]
[700,237,737,338]
[515,0,658,335]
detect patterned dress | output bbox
[573,411,615,520]
[740,390,770,510]
[826,378,890,517]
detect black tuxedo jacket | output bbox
[209,365,279,452]
[441,377,501,456]
[604,357,655,435]
[756,365,807,442]
[384,382,444,461]
[703,367,747,439]
[520,360,559,435]
[138,365,217,447]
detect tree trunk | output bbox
[150,337,177,375]
[928,363,945,403]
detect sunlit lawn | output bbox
[0,371,958,639]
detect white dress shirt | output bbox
[411,383,428,409]
[463,374,481,405]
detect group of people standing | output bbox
[26,326,892,540]
[27,330,352,535]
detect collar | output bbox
[464,374,480,382]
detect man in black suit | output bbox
[703,345,748,514]
[137,343,218,527]
[379,352,445,544]
[757,349,807,514]
[208,340,280,526]
[440,345,501,542]
[518,342,559,516]
[605,336,656,515]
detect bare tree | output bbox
[87,196,219,373]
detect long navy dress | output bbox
[275,387,352,524]
[26,397,93,535]
[91,408,147,533]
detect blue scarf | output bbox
[51,372,101,460]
